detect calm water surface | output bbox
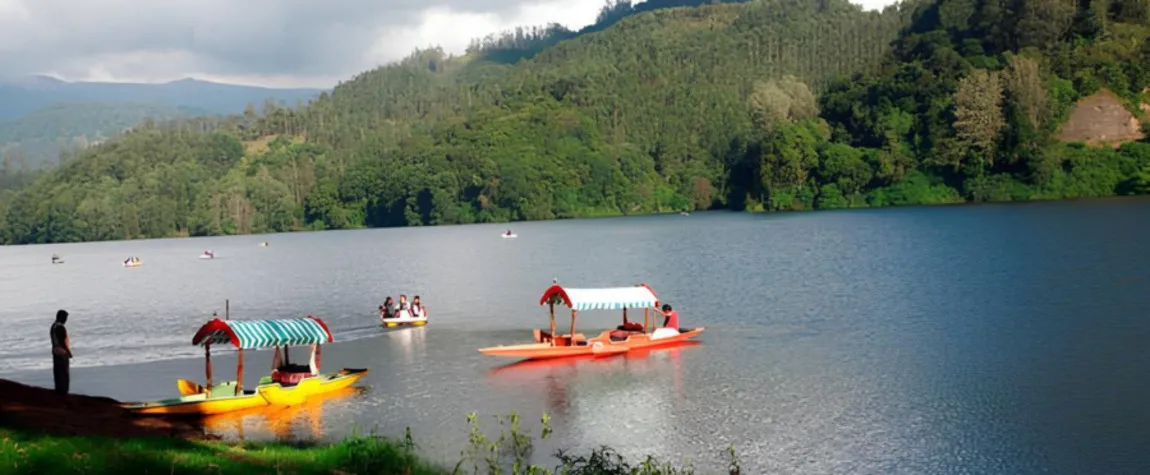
[3,200,1150,474]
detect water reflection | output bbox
[203,386,364,442]
[385,326,428,365]
[484,343,700,450]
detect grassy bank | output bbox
[0,427,435,474]
[0,412,742,474]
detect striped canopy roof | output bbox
[191,317,333,349]
[539,284,658,311]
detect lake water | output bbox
[2,199,1150,474]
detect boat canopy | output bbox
[539,284,658,311]
[192,317,333,349]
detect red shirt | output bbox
[663,310,679,330]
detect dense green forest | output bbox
[2,0,1149,244]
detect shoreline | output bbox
[3,194,1150,248]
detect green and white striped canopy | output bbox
[540,284,659,311]
[192,317,333,349]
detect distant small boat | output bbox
[259,242,269,247]
[123,259,142,268]
[680,211,690,216]
[502,230,517,238]
[199,250,215,259]
[51,255,64,264]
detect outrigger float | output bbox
[123,316,368,416]
[478,283,704,361]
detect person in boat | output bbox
[505,230,512,236]
[616,314,643,332]
[394,294,411,318]
[411,295,427,319]
[50,310,72,395]
[379,297,395,322]
[660,304,679,331]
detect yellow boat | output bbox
[123,315,368,416]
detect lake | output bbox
[3,199,1150,474]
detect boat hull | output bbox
[259,368,369,406]
[478,341,627,360]
[124,381,267,416]
[480,328,705,361]
[124,368,369,416]
[382,316,427,327]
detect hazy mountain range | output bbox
[0,75,323,167]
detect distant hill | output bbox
[0,76,322,121]
[0,76,323,167]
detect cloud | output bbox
[0,0,899,88]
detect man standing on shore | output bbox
[50,310,72,395]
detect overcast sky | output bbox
[0,0,898,88]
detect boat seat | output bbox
[272,370,312,386]
[609,330,638,342]
[258,375,273,385]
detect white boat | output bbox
[123,260,142,268]
[502,232,517,239]
[381,313,428,328]
[259,242,269,247]
[199,250,215,259]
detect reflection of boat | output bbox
[202,386,363,441]
[478,282,704,361]
[123,315,368,416]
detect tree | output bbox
[951,69,1006,170]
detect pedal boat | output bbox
[123,315,367,416]
[381,312,428,328]
[478,282,704,361]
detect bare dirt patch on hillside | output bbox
[1057,89,1144,147]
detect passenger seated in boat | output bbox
[394,294,411,318]
[410,295,427,319]
[615,315,643,332]
[380,297,395,322]
[661,304,679,331]
[270,345,316,386]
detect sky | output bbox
[0,0,899,89]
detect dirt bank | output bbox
[1057,89,1145,147]
[0,379,213,440]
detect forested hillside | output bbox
[2,0,1149,245]
[0,102,207,169]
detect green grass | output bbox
[0,412,742,474]
[0,427,437,475]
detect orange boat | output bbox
[478,282,704,361]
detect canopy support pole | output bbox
[570,309,577,341]
[225,299,229,320]
[315,344,322,373]
[235,348,244,396]
[205,344,213,393]
[549,302,556,347]
[623,307,627,325]
[644,307,650,334]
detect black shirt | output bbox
[51,322,69,356]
